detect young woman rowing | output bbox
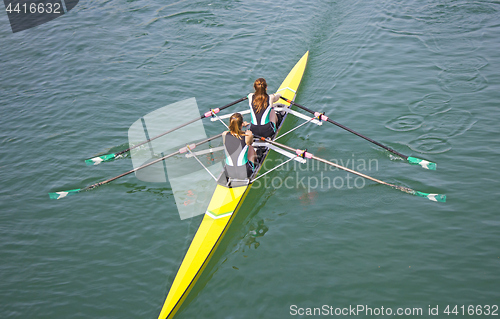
[248,78,281,138]
[222,113,257,179]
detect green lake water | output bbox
[1,0,499,318]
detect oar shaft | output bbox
[325,118,407,159]
[114,96,247,156]
[115,118,198,157]
[261,137,445,202]
[280,97,408,160]
[85,133,224,190]
[312,155,392,187]
[262,138,392,187]
[86,151,180,189]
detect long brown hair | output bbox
[228,113,244,139]
[253,78,269,113]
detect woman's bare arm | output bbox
[245,130,254,145]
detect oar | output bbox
[50,133,224,200]
[85,97,248,165]
[279,97,436,170]
[261,137,446,202]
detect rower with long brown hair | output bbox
[222,113,257,179]
[248,78,281,138]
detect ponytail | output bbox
[253,78,269,113]
[228,113,244,139]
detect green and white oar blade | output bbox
[85,153,116,166]
[407,156,437,170]
[414,191,446,202]
[48,188,81,200]
[394,185,446,202]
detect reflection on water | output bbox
[123,183,172,197]
[241,219,269,250]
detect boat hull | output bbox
[158,51,309,319]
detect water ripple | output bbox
[438,69,488,93]
[385,115,424,132]
[409,93,452,115]
[407,134,452,154]
[435,56,488,71]
[423,110,477,138]
[414,1,498,31]
[420,35,480,54]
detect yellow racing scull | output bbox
[158,51,309,319]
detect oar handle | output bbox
[279,97,408,160]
